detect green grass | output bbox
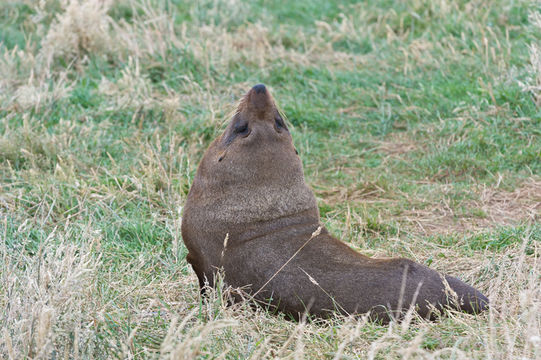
[1,0,540,358]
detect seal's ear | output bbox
[218,149,226,162]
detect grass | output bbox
[1,0,540,358]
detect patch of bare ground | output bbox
[316,181,390,206]
[372,133,418,157]
[402,178,541,236]
[315,176,540,240]
[476,178,541,225]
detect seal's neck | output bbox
[232,208,320,246]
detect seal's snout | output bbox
[247,83,273,115]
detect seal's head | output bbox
[201,84,302,187]
[189,84,316,224]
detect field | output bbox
[1,0,540,358]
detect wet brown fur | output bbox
[181,84,488,322]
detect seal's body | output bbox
[181,84,488,322]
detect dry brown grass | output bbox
[4,227,538,358]
[0,45,73,112]
[1,225,101,358]
[40,0,115,65]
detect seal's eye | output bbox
[275,116,286,132]
[234,122,249,136]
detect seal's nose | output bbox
[247,84,273,115]
[252,84,266,94]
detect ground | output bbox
[0,0,540,358]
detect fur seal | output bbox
[181,84,488,322]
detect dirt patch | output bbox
[372,135,418,157]
[476,178,541,224]
[401,178,541,236]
